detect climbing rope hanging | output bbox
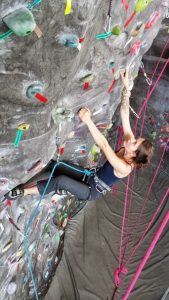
[111,38,169,299]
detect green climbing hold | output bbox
[111,26,122,36]
[91,144,100,162]
[54,232,60,242]
[135,0,153,13]
[109,62,115,69]
[3,7,36,37]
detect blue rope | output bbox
[0,0,42,40]
[23,161,94,299]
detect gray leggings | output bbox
[37,162,101,201]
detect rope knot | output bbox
[114,266,128,287]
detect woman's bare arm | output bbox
[78,108,130,174]
[120,70,135,140]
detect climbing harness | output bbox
[93,175,111,194]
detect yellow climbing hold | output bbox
[135,0,153,13]
[18,123,30,131]
[65,0,72,15]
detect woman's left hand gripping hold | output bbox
[78,107,92,125]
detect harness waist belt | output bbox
[94,175,111,194]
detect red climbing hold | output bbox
[84,82,89,90]
[108,80,116,93]
[59,146,65,156]
[79,37,85,43]
[81,149,86,155]
[34,93,48,104]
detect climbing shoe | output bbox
[5,186,24,200]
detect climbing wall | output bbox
[0,0,168,299]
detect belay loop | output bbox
[114,266,128,287]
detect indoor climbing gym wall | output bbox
[0,0,168,299]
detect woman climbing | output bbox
[6,69,154,201]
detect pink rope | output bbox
[134,35,169,135]
[122,211,169,300]
[114,176,130,287]
[113,37,169,294]
[125,187,169,265]
[138,57,169,119]
[140,58,169,136]
[127,143,167,242]
[118,175,130,269]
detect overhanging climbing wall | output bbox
[0,0,168,299]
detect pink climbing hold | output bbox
[145,11,161,29]
[122,0,129,11]
[129,40,141,55]
[114,266,128,287]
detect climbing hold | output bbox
[135,0,153,13]
[18,123,30,131]
[124,0,153,28]
[122,0,129,11]
[79,37,85,43]
[64,35,79,48]
[3,8,36,37]
[109,62,115,69]
[129,40,142,55]
[14,123,30,147]
[96,32,112,39]
[81,74,93,90]
[52,107,74,124]
[2,240,13,253]
[114,68,125,80]
[26,84,48,104]
[145,11,161,29]
[111,25,122,36]
[108,80,116,93]
[81,74,93,84]
[6,282,17,295]
[65,0,72,15]
[89,144,101,162]
[131,23,145,36]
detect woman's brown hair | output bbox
[133,140,154,168]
